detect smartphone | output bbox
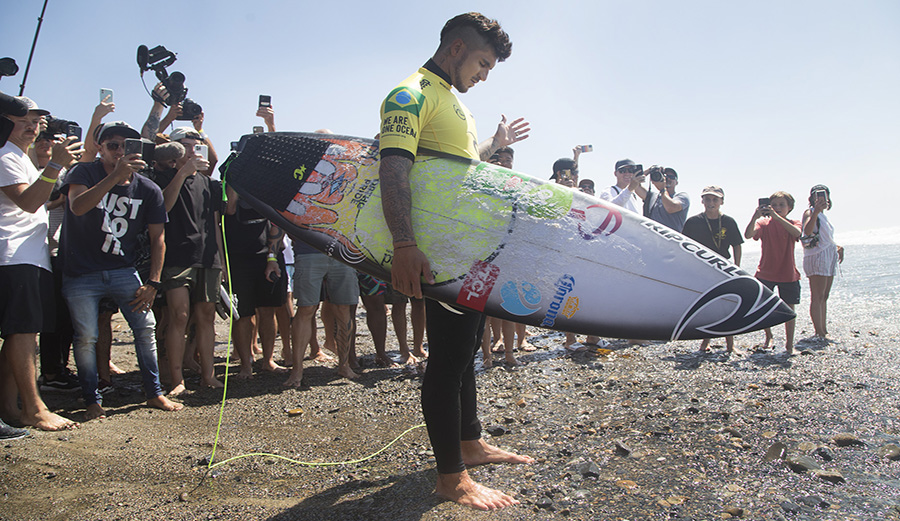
[66,124,82,142]
[124,138,143,157]
[815,190,827,199]
[258,95,271,108]
[252,126,264,134]
[758,197,770,207]
[100,88,114,103]
[634,164,644,176]
[141,141,156,163]
[194,143,208,161]
[578,145,593,153]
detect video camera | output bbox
[137,44,187,107]
[39,115,81,142]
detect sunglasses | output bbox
[104,142,122,151]
[617,166,640,174]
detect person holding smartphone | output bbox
[743,190,802,354]
[60,121,182,420]
[801,185,843,341]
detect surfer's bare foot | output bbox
[504,353,519,367]
[461,438,534,467]
[435,470,519,511]
[699,339,711,352]
[520,340,537,352]
[85,404,106,421]
[202,377,225,389]
[252,345,263,356]
[147,395,183,412]
[483,357,493,369]
[108,361,126,375]
[280,348,293,366]
[24,409,78,431]
[726,347,744,356]
[337,366,359,380]
[412,347,428,359]
[168,383,186,397]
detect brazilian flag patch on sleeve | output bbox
[383,87,424,116]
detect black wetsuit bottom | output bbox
[421,298,486,474]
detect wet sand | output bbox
[1,307,899,521]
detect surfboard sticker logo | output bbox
[499,281,542,316]
[672,276,786,340]
[456,260,500,312]
[541,274,576,327]
[279,141,377,262]
[570,203,623,239]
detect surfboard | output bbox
[222,132,794,340]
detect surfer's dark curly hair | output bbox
[441,12,512,62]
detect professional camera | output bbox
[646,165,665,183]
[176,98,203,121]
[38,115,81,142]
[137,44,186,106]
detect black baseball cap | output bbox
[615,159,635,171]
[95,121,140,142]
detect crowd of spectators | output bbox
[0,82,837,440]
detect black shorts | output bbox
[228,255,287,317]
[0,264,54,338]
[758,278,801,305]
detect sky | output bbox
[3,0,898,237]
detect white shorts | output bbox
[803,245,838,277]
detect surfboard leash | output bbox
[195,180,424,490]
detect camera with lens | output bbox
[177,98,203,121]
[646,165,665,183]
[39,115,81,142]
[137,44,187,107]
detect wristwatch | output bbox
[146,280,162,291]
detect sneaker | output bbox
[98,379,114,395]
[39,372,81,392]
[0,421,28,441]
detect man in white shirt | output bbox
[0,96,79,432]
[598,158,647,214]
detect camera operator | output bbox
[141,83,217,176]
[643,166,689,232]
[1,96,80,433]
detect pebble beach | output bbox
[2,242,899,521]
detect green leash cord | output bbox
[205,159,425,474]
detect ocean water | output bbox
[740,227,900,335]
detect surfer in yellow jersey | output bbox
[378,12,533,511]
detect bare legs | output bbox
[808,274,833,338]
[0,334,76,431]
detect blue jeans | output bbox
[63,268,163,406]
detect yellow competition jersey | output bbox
[379,62,479,160]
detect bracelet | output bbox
[393,243,418,250]
[392,240,417,248]
[46,161,64,172]
[39,174,58,184]
[267,255,277,262]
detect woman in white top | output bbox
[801,185,844,340]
